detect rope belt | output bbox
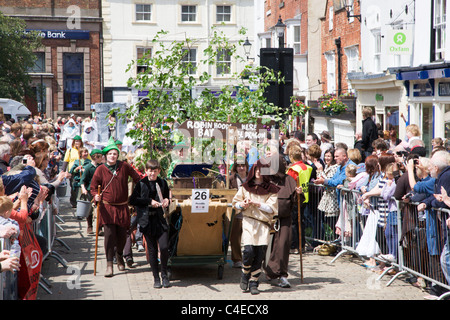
[102,200,129,206]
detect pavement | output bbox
[37,193,427,303]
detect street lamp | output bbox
[243,37,254,61]
[344,0,361,22]
[273,16,286,48]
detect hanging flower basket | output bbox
[290,99,309,116]
[319,97,348,116]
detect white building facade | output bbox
[350,0,450,151]
[349,0,414,141]
[102,0,256,106]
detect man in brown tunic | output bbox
[91,138,141,277]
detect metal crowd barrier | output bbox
[308,183,450,300]
[34,195,71,295]
[1,193,70,299]
[0,236,18,300]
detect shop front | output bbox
[25,23,102,119]
[394,63,450,151]
[348,72,407,142]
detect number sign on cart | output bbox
[191,189,210,213]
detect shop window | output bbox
[444,104,450,140]
[421,104,433,153]
[385,106,399,134]
[63,53,84,111]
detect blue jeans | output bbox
[441,241,450,285]
[384,211,398,259]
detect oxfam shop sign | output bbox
[387,29,412,55]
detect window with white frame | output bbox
[181,5,197,22]
[293,25,301,54]
[373,30,382,73]
[182,48,197,75]
[216,5,231,22]
[329,6,334,31]
[136,47,152,73]
[434,0,446,60]
[344,46,359,73]
[325,52,336,94]
[135,4,152,21]
[216,48,231,75]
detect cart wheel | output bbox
[167,267,172,280]
[218,265,224,280]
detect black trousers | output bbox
[103,224,127,262]
[143,231,169,280]
[242,245,267,286]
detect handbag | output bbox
[356,208,381,257]
[18,224,43,300]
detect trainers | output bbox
[153,278,162,289]
[126,258,134,268]
[240,274,249,291]
[137,244,145,252]
[249,282,259,295]
[162,277,171,288]
[232,261,242,268]
[279,276,291,288]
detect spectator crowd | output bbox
[1,107,449,300]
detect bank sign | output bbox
[25,29,90,40]
[386,29,412,55]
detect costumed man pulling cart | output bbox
[90,137,141,277]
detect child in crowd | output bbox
[379,163,398,263]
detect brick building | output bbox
[307,0,361,146]
[0,1,103,119]
[320,0,361,96]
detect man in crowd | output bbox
[314,147,355,188]
[361,107,378,158]
[418,150,450,299]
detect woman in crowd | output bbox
[360,153,395,269]
[317,148,340,232]
[406,156,446,285]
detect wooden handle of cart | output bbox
[94,185,101,276]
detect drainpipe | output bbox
[335,37,342,96]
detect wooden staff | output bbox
[94,185,101,276]
[297,176,304,283]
